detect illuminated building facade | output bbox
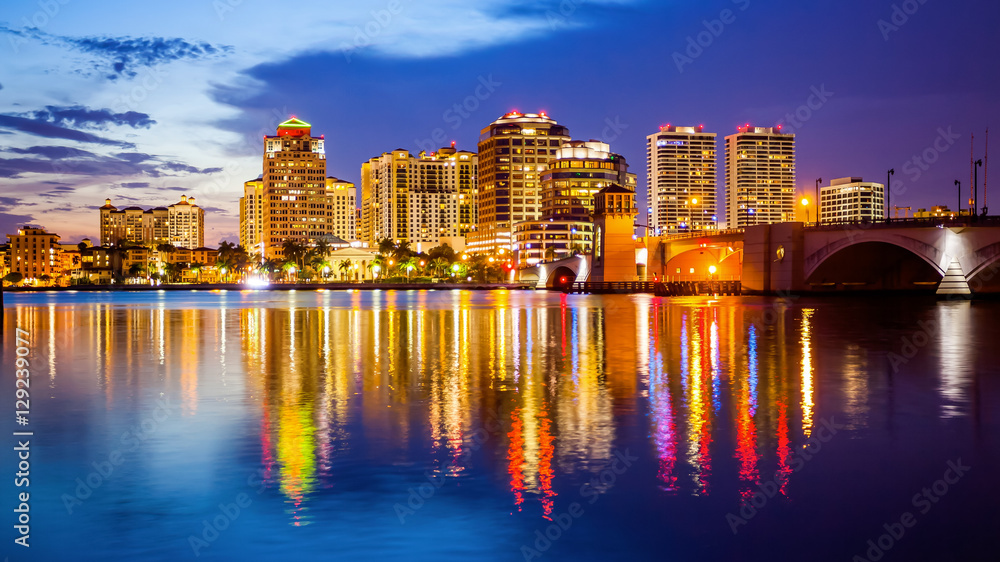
[361,145,477,252]
[473,112,570,253]
[725,125,796,228]
[7,226,61,283]
[239,178,264,256]
[326,177,357,243]
[99,196,204,249]
[820,177,885,223]
[589,185,639,282]
[514,140,635,266]
[646,125,718,234]
[261,117,328,259]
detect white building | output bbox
[725,125,796,228]
[820,177,885,223]
[646,125,717,234]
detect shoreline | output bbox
[2,282,537,293]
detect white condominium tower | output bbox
[725,125,796,228]
[646,125,717,234]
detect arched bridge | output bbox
[518,255,592,289]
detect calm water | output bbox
[2,290,998,561]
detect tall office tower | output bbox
[239,178,265,255]
[725,125,796,228]
[99,196,203,248]
[326,177,357,242]
[473,111,570,253]
[261,117,328,259]
[361,146,477,252]
[820,177,885,223]
[167,195,205,249]
[646,125,717,234]
[514,140,635,265]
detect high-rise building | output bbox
[514,140,635,266]
[7,226,61,283]
[725,125,796,228]
[361,145,477,252]
[261,117,328,259]
[473,112,570,253]
[326,177,357,242]
[239,178,265,256]
[168,195,205,249]
[100,196,204,249]
[646,125,717,234]
[820,177,885,223]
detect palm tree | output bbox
[393,240,413,262]
[544,246,557,262]
[338,259,353,281]
[378,238,396,256]
[281,240,308,273]
[128,262,145,280]
[190,262,205,283]
[400,256,418,280]
[432,257,450,278]
[367,255,384,282]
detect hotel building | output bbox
[99,195,204,249]
[260,117,328,259]
[514,140,636,266]
[360,145,477,252]
[646,125,717,234]
[473,112,570,253]
[820,177,885,223]
[724,125,796,228]
[7,226,61,282]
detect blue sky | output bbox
[1,0,999,243]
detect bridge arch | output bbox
[662,247,742,281]
[805,231,946,281]
[805,240,943,292]
[546,266,578,289]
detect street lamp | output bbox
[955,180,961,216]
[887,169,895,221]
[801,198,811,224]
[974,159,984,219]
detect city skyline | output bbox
[1,0,998,245]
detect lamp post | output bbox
[974,159,983,219]
[801,198,811,224]
[955,180,961,216]
[887,169,895,221]
[815,178,822,224]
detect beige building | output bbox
[361,145,476,252]
[725,125,796,228]
[326,177,357,243]
[646,125,717,234]
[590,185,639,283]
[261,117,328,259]
[514,140,635,266]
[99,195,204,249]
[820,177,885,223]
[7,226,61,284]
[239,178,265,256]
[473,112,570,253]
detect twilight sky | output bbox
[1,0,999,244]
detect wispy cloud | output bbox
[0,114,131,146]
[0,26,231,79]
[27,105,156,129]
